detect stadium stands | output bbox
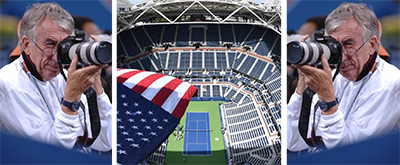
[145,141,167,164]
[118,23,281,165]
[118,24,280,60]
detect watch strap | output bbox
[61,98,81,111]
[320,99,338,111]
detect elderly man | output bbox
[287,2,400,152]
[0,3,111,152]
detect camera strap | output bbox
[21,52,43,81]
[356,52,378,81]
[298,87,327,150]
[57,57,102,148]
[76,87,101,147]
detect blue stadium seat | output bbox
[161,25,176,43]
[220,24,234,44]
[233,24,253,46]
[118,30,141,56]
[144,25,163,46]
[204,52,215,69]
[167,52,179,69]
[131,27,153,52]
[176,25,190,46]
[180,52,190,69]
[192,52,203,69]
[191,27,205,43]
[206,24,220,46]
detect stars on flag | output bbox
[130,143,140,148]
[125,111,131,115]
[117,150,127,155]
[141,138,150,142]
[117,69,198,165]
[125,138,134,142]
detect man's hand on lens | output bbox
[294,54,336,102]
[64,55,106,102]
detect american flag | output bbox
[116,69,197,164]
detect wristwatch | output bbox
[319,100,338,111]
[61,98,81,111]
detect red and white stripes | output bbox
[117,69,197,118]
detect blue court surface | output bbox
[183,112,211,155]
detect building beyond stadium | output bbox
[117,0,281,164]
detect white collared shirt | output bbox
[0,57,112,151]
[287,57,400,151]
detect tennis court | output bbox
[182,112,211,155]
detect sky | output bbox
[128,0,267,5]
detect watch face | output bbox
[320,102,328,110]
[71,101,80,111]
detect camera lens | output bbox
[96,41,112,64]
[287,41,304,64]
[67,41,112,65]
[287,41,331,65]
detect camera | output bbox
[287,30,342,65]
[57,30,112,65]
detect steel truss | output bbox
[117,0,281,34]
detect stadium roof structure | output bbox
[117,0,281,34]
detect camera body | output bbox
[287,30,342,65]
[57,30,112,66]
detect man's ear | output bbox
[368,35,378,55]
[21,36,31,55]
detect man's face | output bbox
[330,17,374,81]
[27,17,69,81]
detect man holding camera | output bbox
[0,3,112,152]
[287,3,400,152]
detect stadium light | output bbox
[271,54,281,65]
[145,45,154,53]
[242,45,252,52]
[223,42,233,50]
[192,42,203,50]
[117,55,128,67]
[162,42,172,51]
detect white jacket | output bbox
[288,56,400,151]
[0,57,112,151]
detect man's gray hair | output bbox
[325,3,380,51]
[19,2,74,51]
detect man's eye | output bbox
[343,44,353,48]
[45,44,56,47]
